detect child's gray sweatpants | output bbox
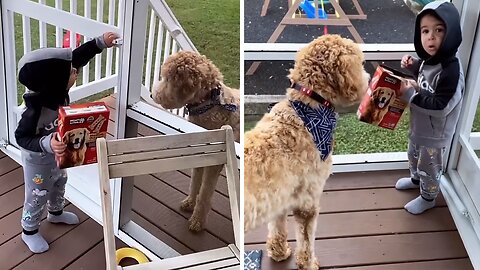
[407,141,444,201]
[21,150,68,231]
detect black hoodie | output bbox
[403,1,464,148]
[15,37,106,153]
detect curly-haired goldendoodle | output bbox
[244,35,369,270]
[359,86,396,125]
[152,50,240,232]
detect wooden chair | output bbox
[96,126,240,270]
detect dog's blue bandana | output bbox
[186,86,238,116]
[290,100,337,161]
[244,250,262,270]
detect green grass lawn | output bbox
[246,106,480,155]
[473,106,480,132]
[245,111,410,154]
[165,0,240,89]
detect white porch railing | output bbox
[2,0,196,144]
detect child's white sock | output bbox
[395,177,420,190]
[22,231,49,253]
[47,211,79,225]
[404,195,435,214]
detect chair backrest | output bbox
[96,126,240,270]
[102,129,230,178]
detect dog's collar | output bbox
[186,85,238,116]
[290,81,333,109]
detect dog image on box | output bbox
[244,35,369,270]
[151,50,240,232]
[359,86,396,125]
[60,128,90,167]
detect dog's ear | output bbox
[387,89,396,104]
[62,131,70,144]
[82,128,90,143]
[371,89,379,99]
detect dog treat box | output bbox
[357,65,408,130]
[57,101,110,169]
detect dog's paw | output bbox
[266,238,291,261]
[188,215,204,232]
[267,245,291,262]
[180,197,196,212]
[296,254,319,270]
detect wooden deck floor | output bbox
[244,170,473,270]
[0,95,235,269]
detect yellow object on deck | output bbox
[116,247,149,265]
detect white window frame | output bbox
[443,0,480,266]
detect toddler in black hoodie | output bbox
[15,32,118,253]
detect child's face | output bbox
[67,66,78,89]
[420,14,445,56]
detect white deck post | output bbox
[0,6,8,145]
[116,0,147,139]
[1,7,18,149]
[114,0,170,259]
[444,1,480,264]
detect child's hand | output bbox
[401,55,414,69]
[102,32,119,48]
[407,79,418,91]
[399,79,417,96]
[51,132,66,157]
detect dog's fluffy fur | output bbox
[359,86,395,125]
[152,50,240,232]
[244,35,369,270]
[60,128,89,168]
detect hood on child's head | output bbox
[18,47,73,108]
[414,1,462,65]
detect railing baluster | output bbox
[163,33,173,114]
[145,9,157,91]
[171,40,178,54]
[162,31,171,64]
[68,0,77,88]
[38,0,47,48]
[22,16,31,53]
[169,38,183,117]
[114,0,126,94]
[106,0,116,76]
[95,0,105,80]
[5,10,19,108]
[115,0,126,81]
[83,0,92,84]
[69,0,77,49]
[153,20,164,84]
[55,0,63,47]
